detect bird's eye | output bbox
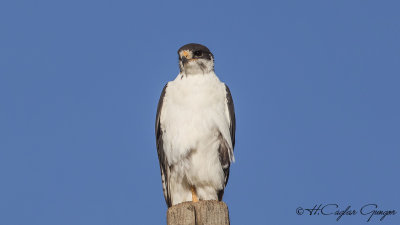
[194,51,202,57]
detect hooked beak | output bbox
[181,55,188,64]
[182,50,189,58]
[181,50,191,65]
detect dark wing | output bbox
[218,84,236,200]
[155,84,172,207]
[225,84,236,149]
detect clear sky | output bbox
[1,0,399,224]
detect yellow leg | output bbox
[191,186,199,202]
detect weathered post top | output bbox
[167,200,230,225]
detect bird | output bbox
[155,43,236,207]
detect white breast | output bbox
[160,72,230,165]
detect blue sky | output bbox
[1,0,399,224]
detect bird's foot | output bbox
[191,186,199,203]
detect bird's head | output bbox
[178,43,214,75]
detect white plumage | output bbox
[155,43,235,207]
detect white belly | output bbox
[160,73,233,204]
[160,73,228,165]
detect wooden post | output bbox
[167,200,230,225]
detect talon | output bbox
[191,186,199,202]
